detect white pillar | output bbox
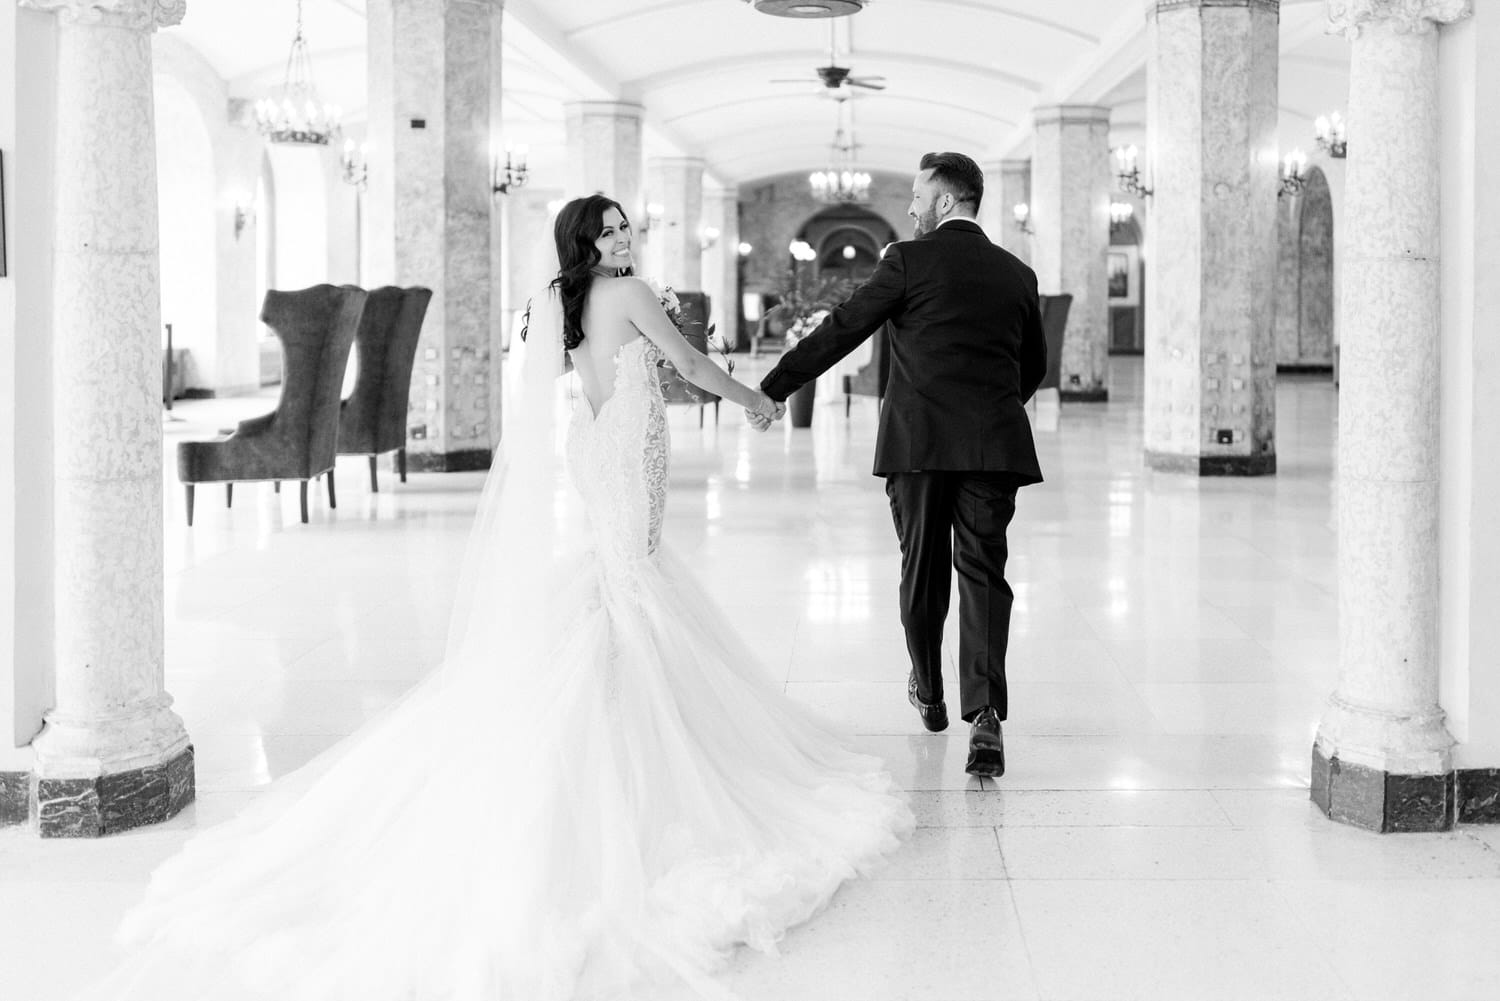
[500,186,562,347]
[1142,0,1279,475]
[647,157,705,292]
[701,187,740,349]
[21,0,193,838]
[982,158,1032,266]
[213,99,263,395]
[366,0,501,469]
[1311,0,1471,833]
[564,100,642,212]
[1032,105,1110,402]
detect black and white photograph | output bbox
[2,2,1500,1000]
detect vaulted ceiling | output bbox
[162,0,1352,189]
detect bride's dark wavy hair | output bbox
[533,193,632,350]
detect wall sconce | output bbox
[231,191,254,241]
[788,239,816,263]
[1315,111,1347,158]
[639,201,665,234]
[546,198,567,215]
[1108,201,1134,234]
[1112,144,1153,198]
[699,225,721,251]
[1279,148,1308,198]
[737,241,753,257]
[841,244,857,260]
[492,144,528,195]
[340,139,368,190]
[1011,202,1034,235]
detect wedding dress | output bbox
[84,289,913,1001]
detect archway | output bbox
[815,225,882,284]
[153,75,216,393]
[796,204,896,282]
[1274,165,1334,370]
[1107,214,1144,354]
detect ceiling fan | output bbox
[770,19,885,92]
[772,63,886,91]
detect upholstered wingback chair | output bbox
[177,284,367,525]
[657,291,720,427]
[1037,293,1073,392]
[842,322,890,417]
[337,285,432,491]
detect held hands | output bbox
[745,391,785,432]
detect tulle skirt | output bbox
[83,545,913,1001]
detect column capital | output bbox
[1327,0,1471,38]
[565,100,645,121]
[20,0,185,30]
[1033,104,1111,128]
[1151,0,1278,15]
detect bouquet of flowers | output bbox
[646,278,735,379]
[785,308,829,348]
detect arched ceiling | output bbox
[163,0,1350,190]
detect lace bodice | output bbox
[566,337,669,562]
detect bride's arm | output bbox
[619,279,776,417]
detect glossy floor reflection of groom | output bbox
[757,151,1047,777]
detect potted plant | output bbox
[772,266,854,428]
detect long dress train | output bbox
[83,332,913,1001]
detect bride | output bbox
[85,194,913,1001]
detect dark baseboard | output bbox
[35,746,195,839]
[1059,388,1108,403]
[1145,450,1277,477]
[1458,768,1500,824]
[1310,744,1456,833]
[404,448,493,474]
[1277,363,1335,375]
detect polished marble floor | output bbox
[5,357,1500,1001]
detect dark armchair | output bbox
[177,284,367,525]
[337,285,432,491]
[842,323,890,417]
[657,291,721,427]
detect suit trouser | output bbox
[885,471,1021,723]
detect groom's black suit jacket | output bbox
[761,218,1046,482]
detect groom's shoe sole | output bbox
[908,679,949,733]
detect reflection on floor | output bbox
[5,356,1500,1001]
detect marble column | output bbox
[701,187,741,349]
[366,0,501,470]
[1143,0,1279,475]
[646,157,705,292]
[1311,0,1472,834]
[564,100,642,213]
[21,0,194,838]
[1031,105,1110,402]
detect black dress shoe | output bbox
[965,706,1005,777]
[907,674,949,733]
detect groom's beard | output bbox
[912,206,939,237]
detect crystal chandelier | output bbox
[809,102,870,204]
[256,0,342,145]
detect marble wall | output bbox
[1273,166,1334,368]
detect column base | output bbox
[1145,450,1277,476]
[405,448,493,473]
[0,772,27,826]
[1311,743,1455,832]
[1059,387,1108,403]
[38,745,195,838]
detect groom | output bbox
[757,152,1046,777]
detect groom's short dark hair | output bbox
[919,152,983,209]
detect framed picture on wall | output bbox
[1107,246,1138,306]
[0,150,8,278]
